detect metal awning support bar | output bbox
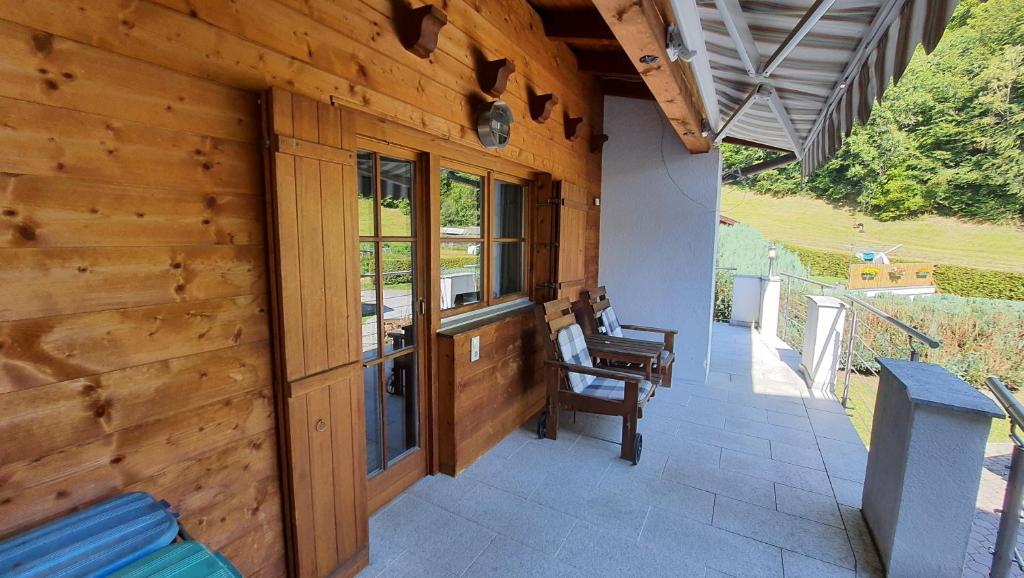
[722,152,798,183]
[713,0,761,77]
[713,85,761,143]
[666,0,721,132]
[761,0,837,77]
[763,86,803,158]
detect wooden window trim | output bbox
[439,163,531,318]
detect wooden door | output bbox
[263,88,368,578]
[554,181,589,302]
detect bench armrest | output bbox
[544,360,642,383]
[620,324,678,335]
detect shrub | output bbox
[933,265,1024,301]
[361,254,481,286]
[714,224,807,321]
[784,244,850,278]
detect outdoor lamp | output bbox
[767,243,778,277]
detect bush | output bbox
[784,244,850,278]
[933,265,1024,301]
[361,254,481,286]
[714,224,808,321]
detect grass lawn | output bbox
[720,186,1024,272]
[843,372,1012,447]
[359,197,412,236]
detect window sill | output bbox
[438,297,533,336]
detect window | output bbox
[440,165,528,315]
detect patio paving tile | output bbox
[368,494,496,576]
[643,507,786,577]
[775,483,844,528]
[463,535,583,578]
[663,454,777,508]
[556,520,707,577]
[770,440,826,471]
[727,416,820,450]
[720,449,834,496]
[453,482,578,556]
[712,496,856,569]
[676,420,773,457]
[816,437,868,483]
[781,550,856,578]
[807,408,864,444]
[829,477,864,509]
[767,410,814,431]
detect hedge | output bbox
[783,244,849,279]
[360,254,480,286]
[784,243,1024,302]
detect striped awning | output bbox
[695,0,958,176]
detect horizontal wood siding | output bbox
[0,0,602,575]
[437,310,545,475]
[0,17,281,576]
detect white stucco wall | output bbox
[599,96,722,385]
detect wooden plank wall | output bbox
[436,309,544,475]
[0,0,603,573]
[0,22,283,578]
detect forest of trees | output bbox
[723,0,1024,223]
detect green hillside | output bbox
[720,186,1024,272]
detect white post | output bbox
[799,295,846,397]
[730,274,761,327]
[863,360,1003,577]
[758,276,781,339]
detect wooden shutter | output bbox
[263,88,368,577]
[554,181,588,302]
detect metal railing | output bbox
[777,272,941,410]
[986,376,1024,578]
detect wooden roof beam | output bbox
[540,9,620,49]
[575,50,641,79]
[591,0,712,153]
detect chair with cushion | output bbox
[535,298,654,464]
[581,287,677,386]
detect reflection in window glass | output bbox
[360,242,379,360]
[380,157,415,237]
[357,151,375,237]
[381,242,415,354]
[384,353,418,464]
[493,242,524,298]
[440,169,483,237]
[364,365,382,476]
[493,181,524,238]
[440,241,482,310]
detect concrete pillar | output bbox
[799,295,846,395]
[758,277,781,339]
[863,359,1004,577]
[730,274,761,327]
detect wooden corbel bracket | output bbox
[529,93,558,123]
[564,116,584,141]
[481,58,516,97]
[590,133,609,154]
[402,4,447,59]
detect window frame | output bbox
[439,160,531,318]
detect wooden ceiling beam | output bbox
[591,0,711,153]
[601,78,654,100]
[574,50,641,79]
[540,9,620,48]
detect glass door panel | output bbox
[358,150,422,481]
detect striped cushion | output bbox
[660,349,672,364]
[600,307,623,337]
[581,377,654,401]
[556,324,594,393]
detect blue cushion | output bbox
[581,377,654,401]
[600,307,623,338]
[556,324,594,393]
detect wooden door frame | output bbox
[354,135,433,512]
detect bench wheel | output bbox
[537,410,548,439]
[631,433,643,465]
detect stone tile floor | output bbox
[357,322,1008,577]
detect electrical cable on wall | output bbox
[657,109,718,215]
